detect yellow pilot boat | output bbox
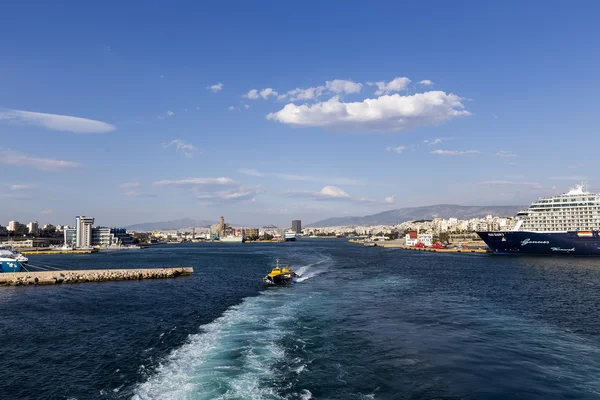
[262,259,298,286]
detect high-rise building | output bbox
[27,221,39,235]
[8,221,18,232]
[292,220,302,233]
[76,216,94,248]
[219,216,225,237]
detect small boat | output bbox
[262,259,298,286]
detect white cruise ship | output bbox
[478,185,600,255]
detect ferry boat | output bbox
[0,246,28,264]
[220,235,244,243]
[478,185,600,255]
[0,250,23,273]
[262,259,298,286]
[284,231,298,242]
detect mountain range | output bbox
[306,204,523,228]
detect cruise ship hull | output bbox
[477,231,600,255]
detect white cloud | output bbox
[119,181,141,189]
[285,186,391,205]
[496,150,517,157]
[244,89,260,100]
[197,186,263,204]
[549,176,588,181]
[0,193,32,200]
[507,161,517,166]
[0,149,82,171]
[0,109,115,133]
[152,177,235,187]
[244,104,250,109]
[167,110,174,117]
[319,186,350,198]
[385,145,406,154]
[163,139,197,158]
[480,180,543,189]
[259,88,278,99]
[430,149,479,155]
[419,80,433,85]
[424,138,442,145]
[286,86,325,101]
[238,168,262,177]
[40,209,53,214]
[325,79,362,94]
[208,82,224,93]
[369,77,411,95]
[228,106,236,110]
[238,168,361,185]
[267,91,470,132]
[10,184,33,191]
[124,191,158,198]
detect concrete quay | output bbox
[21,249,98,255]
[0,267,193,286]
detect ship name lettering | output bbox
[521,238,550,246]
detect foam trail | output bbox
[132,290,303,400]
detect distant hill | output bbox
[125,218,216,231]
[307,204,523,228]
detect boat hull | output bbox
[477,231,600,255]
[1,259,23,273]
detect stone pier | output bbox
[0,267,193,286]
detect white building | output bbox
[8,221,18,231]
[418,233,433,246]
[27,221,39,235]
[76,216,94,248]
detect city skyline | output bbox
[2,1,599,227]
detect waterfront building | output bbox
[111,228,135,245]
[91,227,112,246]
[76,216,94,248]
[418,233,433,246]
[405,231,418,246]
[64,227,76,246]
[243,228,259,238]
[292,220,302,234]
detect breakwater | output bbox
[0,267,193,286]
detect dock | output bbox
[0,267,193,286]
[21,249,98,255]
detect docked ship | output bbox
[0,249,24,273]
[220,235,244,243]
[0,246,28,264]
[478,185,600,255]
[284,231,298,242]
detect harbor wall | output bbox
[0,267,193,286]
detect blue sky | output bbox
[1,1,599,227]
